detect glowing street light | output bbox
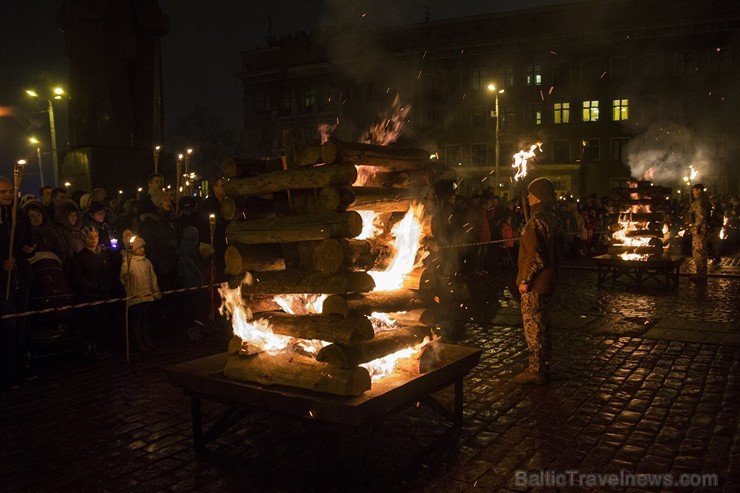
[25,87,64,186]
[28,137,45,186]
[487,83,505,190]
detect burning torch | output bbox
[176,153,183,215]
[512,143,542,222]
[123,234,137,363]
[153,145,161,174]
[5,160,25,299]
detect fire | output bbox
[273,294,327,315]
[361,336,432,382]
[318,122,338,144]
[354,165,382,186]
[368,203,425,291]
[619,253,649,261]
[356,210,381,239]
[512,142,543,182]
[360,94,411,145]
[612,213,654,248]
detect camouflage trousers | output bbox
[692,231,709,277]
[520,291,553,374]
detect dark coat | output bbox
[69,248,116,301]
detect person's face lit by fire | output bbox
[212,179,225,201]
[527,192,541,207]
[160,197,173,212]
[692,187,701,199]
[0,180,13,207]
[27,208,44,228]
[83,228,99,250]
[67,211,79,226]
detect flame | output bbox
[360,95,411,145]
[356,210,381,239]
[369,203,425,291]
[619,253,649,261]
[689,165,698,181]
[512,142,543,182]
[318,122,337,144]
[641,167,655,181]
[354,165,382,187]
[273,294,326,315]
[360,336,432,382]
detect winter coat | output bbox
[516,202,565,295]
[69,248,116,301]
[176,228,208,288]
[120,252,161,308]
[54,200,85,272]
[139,211,178,278]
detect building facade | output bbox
[238,0,740,198]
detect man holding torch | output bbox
[514,177,564,385]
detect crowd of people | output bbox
[0,173,228,390]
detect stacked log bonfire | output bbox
[608,180,672,260]
[220,139,452,397]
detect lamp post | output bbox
[487,84,505,191]
[29,137,45,187]
[25,87,64,186]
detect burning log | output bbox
[321,289,426,317]
[348,186,432,213]
[241,294,282,314]
[368,169,434,188]
[224,163,357,198]
[238,269,375,295]
[256,312,374,345]
[224,351,371,396]
[321,139,430,171]
[224,244,286,275]
[225,211,364,244]
[615,213,665,222]
[221,196,276,221]
[402,267,425,290]
[313,237,393,274]
[316,325,431,368]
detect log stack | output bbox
[221,138,451,396]
[607,180,672,257]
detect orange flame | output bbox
[360,95,411,145]
[369,203,425,291]
[512,142,542,182]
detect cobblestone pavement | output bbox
[1,259,738,492]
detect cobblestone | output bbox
[0,258,739,491]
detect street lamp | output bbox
[28,137,45,187]
[25,87,64,186]
[487,84,505,191]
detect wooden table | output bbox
[166,344,482,451]
[592,254,685,289]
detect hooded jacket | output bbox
[120,251,161,308]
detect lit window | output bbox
[554,102,570,124]
[582,100,599,122]
[525,104,542,125]
[612,99,629,121]
[504,66,515,87]
[526,65,542,86]
[581,138,600,161]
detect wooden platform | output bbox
[166,344,482,450]
[592,254,685,290]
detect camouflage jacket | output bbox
[516,202,565,295]
[690,193,710,234]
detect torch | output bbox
[184,148,193,195]
[5,160,25,299]
[154,145,161,174]
[209,213,216,321]
[512,143,542,223]
[176,153,183,215]
[124,235,136,363]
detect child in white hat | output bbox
[120,232,161,351]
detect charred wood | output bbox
[224,163,357,198]
[316,325,432,368]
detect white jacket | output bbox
[120,252,161,307]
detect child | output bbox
[120,232,161,352]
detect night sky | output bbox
[0,0,569,183]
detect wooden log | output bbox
[222,156,281,178]
[237,269,375,294]
[401,267,425,290]
[224,351,371,396]
[316,325,432,368]
[221,196,276,221]
[612,212,665,222]
[224,162,357,198]
[224,244,286,275]
[256,312,374,345]
[314,237,393,274]
[354,167,434,188]
[241,294,282,314]
[295,145,323,166]
[318,186,356,212]
[225,211,363,244]
[321,139,430,171]
[321,289,426,317]
[347,186,432,213]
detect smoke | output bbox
[626,122,715,185]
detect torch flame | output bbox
[512,142,543,182]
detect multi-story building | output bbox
[238,0,740,199]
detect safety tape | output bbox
[439,231,585,249]
[0,282,222,320]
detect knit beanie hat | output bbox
[19,194,39,210]
[79,193,93,210]
[528,177,556,203]
[80,224,98,238]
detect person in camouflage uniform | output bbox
[690,184,710,281]
[515,177,565,385]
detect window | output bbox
[472,144,488,166]
[581,58,601,81]
[581,138,600,162]
[554,102,570,124]
[300,89,316,114]
[708,47,731,74]
[279,91,294,116]
[611,57,630,81]
[552,62,570,85]
[470,69,487,90]
[674,50,697,76]
[525,65,542,86]
[611,138,629,162]
[446,109,463,129]
[471,107,488,129]
[525,103,542,125]
[503,66,515,87]
[447,145,462,165]
[256,94,270,113]
[500,105,515,127]
[612,99,629,121]
[582,100,599,122]
[552,140,570,162]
